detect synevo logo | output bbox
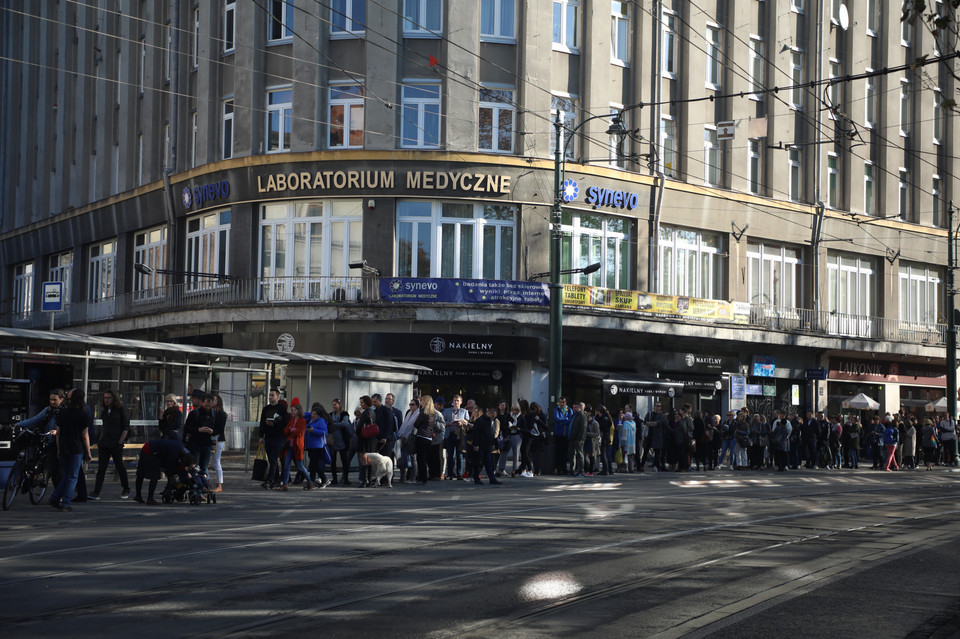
[560,179,640,211]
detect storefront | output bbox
[826,356,947,419]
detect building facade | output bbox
[0,0,954,417]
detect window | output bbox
[788,148,801,202]
[902,13,912,47]
[49,252,72,305]
[864,163,875,216]
[748,139,761,194]
[551,95,577,160]
[164,24,172,81]
[749,36,763,96]
[899,169,910,220]
[223,0,236,53]
[899,264,942,327]
[267,87,293,152]
[552,0,579,52]
[866,0,877,35]
[609,105,625,168]
[704,127,720,186]
[481,0,515,42]
[222,99,234,159]
[137,134,144,185]
[831,0,841,22]
[934,90,944,145]
[396,201,516,280]
[864,70,876,128]
[331,0,366,36]
[163,123,170,168]
[268,0,294,42]
[790,50,803,109]
[260,200,364,301]
[13,262,33,320]
[88,240,117,302]
[134,227,167,301]
[933,175,943,227]
[329,84,364,148]
[662,10,678,78]
[828,60,841,117]
[748,243,801,309]
[403,0,442,36]
[478,88,514,153]
[192,8,200,68]
[705,26,721,89]
[899,78,910,137]
[660,116,676,177]
[191,112,198,167]
[826,253,876,321]
[186,210,231,291]
[400,83,441,148]
[561,211,633,289]
[658,227,724,299]
[138,36,145,93]
[791,0,803,13]
[611,1,629,65]
[827,153,839,209]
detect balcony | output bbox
[2,280,948,348]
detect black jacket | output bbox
[259,403,288,439]
[99,404,129,447]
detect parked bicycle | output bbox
[3,425,55,510]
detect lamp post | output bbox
[134,262,238,282]
[547,112,628,416]
[947,202,957,423]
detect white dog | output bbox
[360,452,394,488]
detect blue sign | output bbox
[560,179,641,211]
[805,367,827,380]
[380,278,549,306]
[182,180,230,210]
[730,375,746,400]
[745,384,763,396]
[752,355,776,377]
[41,281,63,312]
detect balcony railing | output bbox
[2,279,948,348]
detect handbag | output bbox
[320,445,332,465]
[614,448,624,464]
[251,443,268,481]
[361,422,380,439]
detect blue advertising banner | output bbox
[380,278,550,306]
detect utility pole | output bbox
[947,202,957,423]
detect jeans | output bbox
[51,453,83,507]
[497,435,523,474]
[600,443,614,475]
[444,440,462,478]
[415,437,431,483]
[263,437,284,485]
[567,439,585,474]
[849,447,859,468]
[473,450,497,483]
[719,438,735,467]
[282,449,309,485]
[93,444,129,493]
[210,441,225,484]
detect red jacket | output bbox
[284,416,306,461]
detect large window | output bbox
[660,116,676,177]
[49,252,72,305]
[866,0,877,35]
[934,90,944,144]
[933,175,943,227]
[396,201,516,280]
[899,264,941,327]
[749,36,763,95]
[658,227,724,299]
[222,99,234,159]
[223,0,236,53]
[828,60,841,116]
[403,0,442,36]
[551,94,577,160]
[704,127,720,186]
[826,253,876,336]
[88,240,117,320]
[748,243,800,309]
[331,0,366,36]
[662,10,677,78]
[561,211,632,289]
[478,88,514,153]
[268,0,294,42]
[899,78,911,137]
[192,8,200,69]
[186,210,231,291]
[134,227,167,301]
[260,200,364,301]
[552,0,579,52]
[864,70,876,128]
[748,138,762,194]
[267,87,293,152]
[705,25,721,89]
[790,50,803,109]
[827,153,839,209]
[329,84,364,148]
[13,262,33,320]
[400,83,440,148]
[481,0,515,42]
[788,148,801,202]
[864,162,875,215]
[899,169,910,221]
[611,1,629,65]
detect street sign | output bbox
[41,281,63,312]
[717,121,735,140]
[805,367,827,380]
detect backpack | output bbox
[770,427,784,447]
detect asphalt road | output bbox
[1,467,959,639]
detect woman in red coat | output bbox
[279,402,311,490]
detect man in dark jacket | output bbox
[567,402,587,477]
[183,393,216,474]
[90,389,131,500]
[258,388,288,488]
[802,411,820,468]
[372,393,399,464]
[471,406,502,485]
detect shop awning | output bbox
[602,377,686,398]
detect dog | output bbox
[359,452,394,488]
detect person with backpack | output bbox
[882,419,900,471]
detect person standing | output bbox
[304,402,331,489]
[584,406,601,475]
[90,389,130,500]
[595,405,615,475]
[371,394,398,471]
[49,390,93,511]
[18,389,65,484]
[470,406,502,485]
[882,420,900,471]
[183,393,216,475]
[442,395,469,480]
[903,417,918,469]
[328,398,354,485]
[209,394,227,493]
[920,419,939,470]
[384,393,404,465]
[643,402,667,472]
[525,402,548,476]
[619,412,637,472]
[498,404,524,477]
[158,394,183,441]
[567,401,587,477]
[413,395,439,485]
[552,397,573,475]
[279,401,310,491]
[937,414,958,466]
[258,388,288,489]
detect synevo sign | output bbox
[561,179,640,211]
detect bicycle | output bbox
[2,425,55,510]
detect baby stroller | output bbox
[161,466,217,505]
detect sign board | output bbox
[41,281,63,312]
[730,375,746,400]
[717,121,735,140]
[805,367,827,380]
[752,355,775,377]
[276,333,296,353]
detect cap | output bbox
[623,412,633,420]
[291,397,301,407]
[435,396,446,404]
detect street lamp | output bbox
[348,259,382,276]
[547,111,629,417]
[134,261,237,282]
[529,261,601,282]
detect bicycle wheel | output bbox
[3,461,24,510]
[28,468,48,505]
